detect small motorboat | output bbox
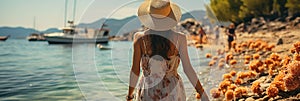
[0,35,10,41]
[97,44,111,50]
[27,33,46,41]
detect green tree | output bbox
[208,0,292,24]
[205,4,218,24]
[228,0,243,23]
[209,0,230,22]
[285,0,300,16]
[272,0,288,16]
[238,5,253,22]
[209,0,242,23]
[240,0,273,17]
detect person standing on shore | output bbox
[198,25,207,44]
[214,25,220,45]
[126,0,209,101]
[226,23,237,50]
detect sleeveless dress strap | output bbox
[176,33,180,56]
[176,33,179,48]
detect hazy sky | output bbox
[0,0,209,31]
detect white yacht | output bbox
[44,22,110,44]
[44,0,109,44]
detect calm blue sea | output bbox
[0,39,226,100]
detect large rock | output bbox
[261,25,268,30]
[251,18,260,25]
[277,38,283,45]
[292,17,300,26]
[274,17,285,22]
[236,23,245,32]
[273,24,287,31]
[237,16,300,34]
[245,97,255,101]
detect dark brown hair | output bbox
[147,34,175,60]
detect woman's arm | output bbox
[233,31,237,39]
[225,28,230,36]
[127,33,142,100]
[226,29,233,36]
[178,35,209,100]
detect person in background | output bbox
[214,25,220,45]
[226,23,237,50]
[198,25,207,44]
[84,28,88,34]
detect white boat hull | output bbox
[45,36,109,44]
[44,27,110,44]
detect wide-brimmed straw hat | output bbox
[138,0,182,31]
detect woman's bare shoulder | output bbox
[133,31,146,42]
[134,29,151,38]
[134,32,143,38]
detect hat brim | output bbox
[138,1,181,31]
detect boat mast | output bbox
[64,0,76,27]
[33,16,36,30]
[64,0,68,27]
[72,0,77,23]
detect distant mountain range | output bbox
[0,27,38,38]
[0,10,207,38]
[0,27,61,38]
[78,10,207,36]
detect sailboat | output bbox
[27,17,46,41]
[44,0,110,44]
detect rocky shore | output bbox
[236,16,300,34]
[202,16,300,101]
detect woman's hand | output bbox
[225,32,233,37]
[195,92,201,99]
[126,95,134,101]
[195,92,210,101]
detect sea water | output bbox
[0,39,225,100]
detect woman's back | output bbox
[136,29,186,101]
